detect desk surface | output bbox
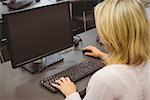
[0,0,79,20]
[0,28,105,100]
[0,0,70,20]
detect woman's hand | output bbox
[82,45,108,59]
[52,77,76,97]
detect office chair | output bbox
[71,0,104,35]
[0,49,4,63]
[0,21,10,63]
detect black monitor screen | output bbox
[3,2,73,68]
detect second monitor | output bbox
[3,1,73,73]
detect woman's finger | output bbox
[84,52,93,56]
[55,79,63,85]
[51,83,61,89]
[59,77,66,82]
[65,77,71,82]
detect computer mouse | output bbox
[82,49,92,54]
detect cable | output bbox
[96,36,104,45]
[73,36,82,47]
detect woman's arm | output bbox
[52,69,114,100]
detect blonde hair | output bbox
[95,0,150,65]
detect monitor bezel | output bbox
[3,1,73,68]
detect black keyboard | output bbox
[40,61,102,92]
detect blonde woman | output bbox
[52,0,150,100]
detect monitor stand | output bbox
[22,53,64,74]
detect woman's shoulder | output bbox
[90,64,130,84]
[94,64,128,76]
[91,61,150,84]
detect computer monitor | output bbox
[3,2,73,71]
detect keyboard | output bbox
[40,61,102,92]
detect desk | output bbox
[0,0,79,20]
[0,0,64,20]
[0,28,105,100]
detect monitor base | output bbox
[22,53,64,74]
